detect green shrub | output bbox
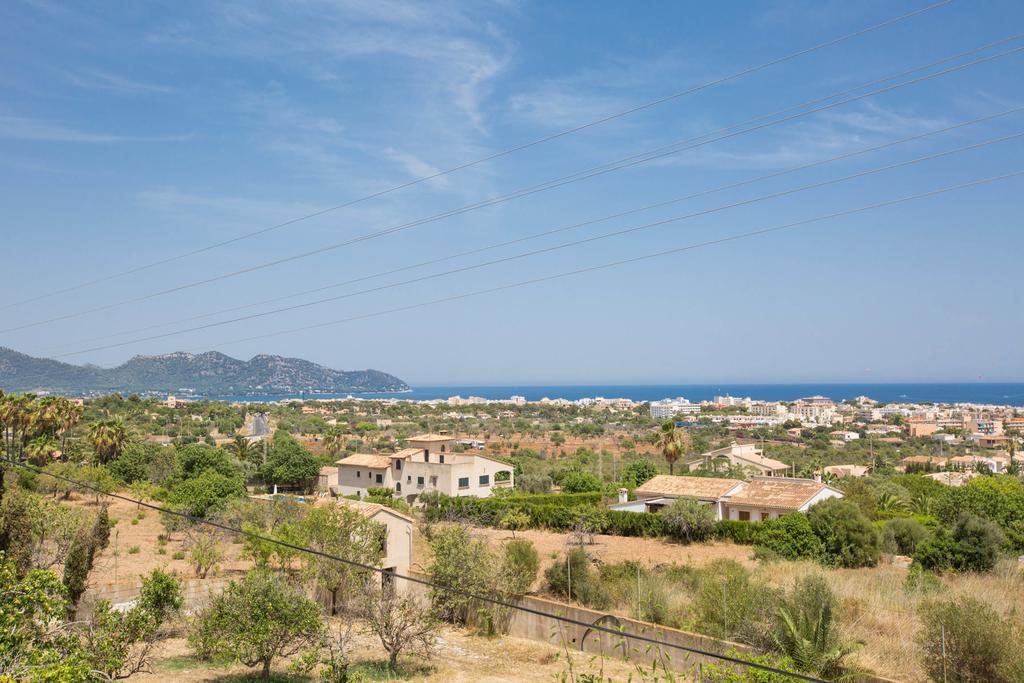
[914,513,1005,573]
[935,476,1024,551]
[660,497,715,543]
[715,520,762,544]
[807,498,880,568]
[881,517,930,556]
[127,546,140,555]
[754,513,823,561]
[544,547,609,610]
[693,560,777,649]
[620,460,658,488]
[605,511,666,537]
[771,574,860,680]
[917,595,1024,682]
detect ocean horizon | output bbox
[207,382,1024,407]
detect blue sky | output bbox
[1,0,1022,385]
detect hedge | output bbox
[714,520,762,545]
[428,492,602,528]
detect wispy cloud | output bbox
[64,68,174,94]
[0,114,189,143]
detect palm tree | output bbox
[876,490,909,514]
[322,428,346,457]
[87,417,128,464]
[26,435,59,464]
[227,435,253,463]
[659,421,683,475]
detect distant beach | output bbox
[206,382,1024,406]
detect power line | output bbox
[7,38,1021,336]
[201,169,1023,350]
[51,130,1024,358]
[43,105,1024,353]
[0,0,954,313]
[3,457,826,682]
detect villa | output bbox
[333,433,514,503]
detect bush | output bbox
[807,498,880,568]
[177,443,240,479]
[605,510,666,537]
[881,517,930,556]
[917,595,1024,682]
[914,513,1005,573]
[936,476,1024,551]
[544,547,609,610]
[660,497,715,543]
[754,513,823,561]
[715,520,762,545]
[693,560,777,649]
[771,574,859,680]
[166,470,247,518]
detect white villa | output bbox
[683,442,790,477]
[333,433,514,503]
[611,474,843,521]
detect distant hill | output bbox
[0,347,409,396]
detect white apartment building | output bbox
[792,396,836,424]
[334,433,514,503]
[649,398,701,420]
[714,395,753,408]
[749,401,788,417]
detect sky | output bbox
[1,0,1022,385]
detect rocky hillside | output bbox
[0,347,408,395]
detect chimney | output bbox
[617,488,628,504]
[813,472,822,483]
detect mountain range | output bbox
[0,347,409,396]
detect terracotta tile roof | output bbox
[725,478,834,511]
[391,448,423,460]
[333,497,414,523]
[634,475,743,500]
[407,433,454,442]
[336,453,393,469]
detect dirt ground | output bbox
[137,622,642,682]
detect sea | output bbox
[208,383,1024,407]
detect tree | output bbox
[84,569,182,680]
[87,418,129,465]
[426,525,497,627]
[187,530,224,579]
[806,498,880,568]
[659,422,683,475]
[362,587,437,671]
[63,526,97,610]
[559,470,603,493]
[166,470,246,518]
[178,443,240,479]
[621,459,658,488]
[322,429,346,457]
[0,552,92,681]
[226,435,254,464]
[297,504,384,615]
[660,497,716,543]
[260,431,319,488]
[189,569,324,679]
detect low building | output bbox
[649,398,701,420]
[332,498,414,587]
[823,464,871,478]
[926,470,978,487]
[908,421,938,437]
[723,477,843,521]
[684,442,790,477]
[610,475,744,519]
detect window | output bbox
[396,482,401,492]
[356,471,361,478]
[440,444,446,452]
[738,510,751,521]
[479,474,490,486]
[407,475,411,483]
[395,460,402,470]
[495,470,511,482]
[439,454,445,464]
[458,477,470,489]
[424,451,430,462]
[417,476,424,488]
[375,473,383,484]
[430,476,438,486]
